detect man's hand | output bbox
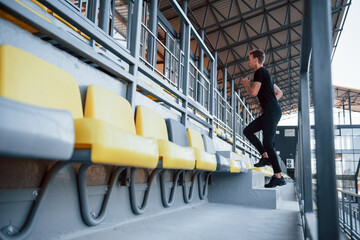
[242,77,251,86]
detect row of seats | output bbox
[0,45,246,173]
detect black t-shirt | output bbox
[253,67,277,108]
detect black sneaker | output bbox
[254,157,271,168]
[265,176,286,188]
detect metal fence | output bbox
[339,190,360,239]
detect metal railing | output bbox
[189,61,211,111]
[338,189,360,239]
[213,89,232,136]
[139,23,184,89]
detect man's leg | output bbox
[262,121,282,174]
[243,116,266,155]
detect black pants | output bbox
[243,102,282,173]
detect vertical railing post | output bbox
[178,0,188,93]
[349,197,353,239]
[181,23,191,127]
[310,0,339,239]
[231,79,236,152]
[348,93,352,126]
[99,0,111,34]
[147,0,158,67]
[198,30,204,106]
[110,0,115,36]
[223,67,228,125]
[299,71,313,214]
[127,0,142,112]
[242,98,246,140]
[209,52,217,139]
[87,0,99,47]
[127,2,133,50]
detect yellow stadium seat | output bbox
[230,159,241,173]
[0,45,83,118]
[135,106,195,170]
[0,45,78,160]
[187,128,217,171]
[74,85,158,168]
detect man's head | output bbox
[248,49,265,70]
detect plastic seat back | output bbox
[135,105,168,140]
[201,134,216,154]
[187,128,205,151]
[84,85,136,134]
[0,45,83,119]
[166,118,190,147]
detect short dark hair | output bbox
[249,49,265,64]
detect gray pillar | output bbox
[223,67,228,101]
[348,93,352,125]
[127,0,142,112]
[299,0,313,215]
[99,0,111,34]
[87,0,98,47]
[181,24,191,127]
[198,30,204,105]
[127,2,133,50]
[343,102,346,124]
[300,71,313,213]
[310,0,339,238]
[179,0,188,92]
[242,97,246,139]
[147,0,158,66]
[87,0,98,23]
[223,67,228,123]
[231,79,236,152]
[209,51,217,139]
[110,0,115,36]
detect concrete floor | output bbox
[74,182,304,240]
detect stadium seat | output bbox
[74,85,158,168]
[187,128,217,171]
[217,151,249,173]
[0,45,79,160]
[135,106,195,170]
[201,134,231,172]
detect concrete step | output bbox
[209,170,286,209]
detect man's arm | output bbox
[274,84,283,100]
[242,77,262,97]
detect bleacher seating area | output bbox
[0,45,281,238]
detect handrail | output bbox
[338,189,360,239]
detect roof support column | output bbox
[310,0,339,239]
